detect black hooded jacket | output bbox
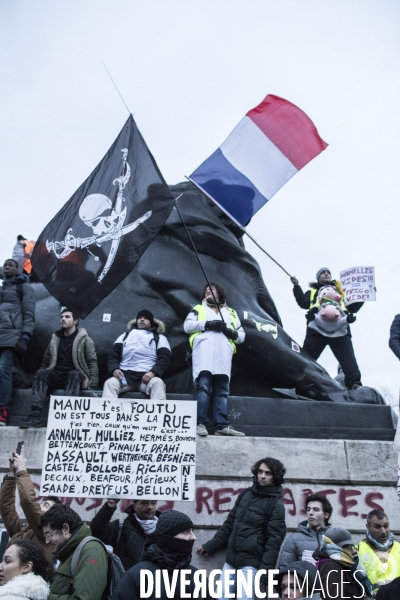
[202,479,286,579]
[111,542,200,600]
[90,502,159,570]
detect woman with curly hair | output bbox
[197,457,287,599]
[0,539,53,599]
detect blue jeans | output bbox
[0,348,14,409]
[195,370,229,431]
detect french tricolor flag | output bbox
[189,95,328,228]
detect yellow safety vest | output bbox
[188,304,239,353]
[358,540,400,589]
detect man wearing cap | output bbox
[290,268,363,390]
[20,307,98,428]
[358,509,400,594]
[313,527,372,599]
[103,309,171,400]
[112,509,198,600]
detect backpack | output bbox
[70,535,125,600]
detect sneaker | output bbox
[196,423,208,437]
[215,425,245,437]
[20,412,42,429]
[0,406,8,426]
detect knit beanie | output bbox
[136,309,155,327]
[316,268,331,282]
[156,510,194,556]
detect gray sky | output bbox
[1,0,399,403]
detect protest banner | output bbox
[40,396,197,500]
[340,266,376,305]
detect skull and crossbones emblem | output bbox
[46,149,152,282]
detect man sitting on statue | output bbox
[20,307,99,428]
[102,309,171,400]
[184,282,245,436]
[290,267,363,391]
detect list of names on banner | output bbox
[40,396,197,500]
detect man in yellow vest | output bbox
[290,267,363,390]
[184,282,245,437]
[358,509,400,593]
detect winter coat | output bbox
[202,480,286,580]
[41,328,98,389]
[376,576,400,600]
[90,502,159,570]
[278,520,331,569]
[48,523,107,600]
[0,471,52,560]
[314,548,366,600]
[0,572,49,600]
[107,319,171,380]
[111,543,199,600]
[278,560,321,599]
[0,274,35,348]
[389,315,400,359]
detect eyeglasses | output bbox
[44,529,59,541]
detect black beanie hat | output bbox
[156,510,194,556]
[136,309,155,327]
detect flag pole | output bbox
[174,194,225,321]
[185,176,293,279]
[102,61,132,115]
[242,230,292,277]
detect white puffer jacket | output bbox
[0,572,49,600]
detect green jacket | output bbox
[48,523,108,600]
[41,328,99,389]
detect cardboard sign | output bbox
[40,396,197,500]
[340,266,376,305]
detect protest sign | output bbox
[340,266,376,305]
[40,396,197,500]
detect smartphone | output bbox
[16,441,24,455]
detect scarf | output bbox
[136,514,158,535]
[319,540,372,596]
[142,541,192,569]
[366,530,394,552]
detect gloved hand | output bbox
[347,313,356,323]
[306,307,318,322]
[223,329,238,341]
[205,320,227,332]
[15,338,28,359]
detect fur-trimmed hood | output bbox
[126,318,166,334]
[0,572,49,599]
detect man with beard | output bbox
[40,504,108,599]
[90,498,159,570]
[111,510,198,600]
[197,457,286,599]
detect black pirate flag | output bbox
[32,115,174,318]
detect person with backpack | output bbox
[90,499,159,570]
[183,282,245,437]
[0,259,35,426]
[197,457,286,599]
[39,504,108,600]
[102,309,171,400]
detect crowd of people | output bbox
[0,448,399,598]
